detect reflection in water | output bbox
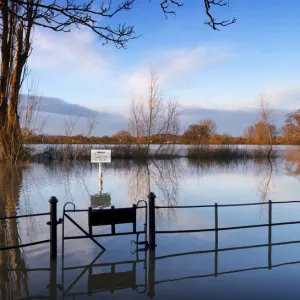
[285,150,300,179]
[187,158,246,177]
[62,249,148,298]
[2,235,299,299]
[0,165,29,299]
[254,159,276,202]
[128,160,182,207]
[1,155,300,298]
[107,159,183,207]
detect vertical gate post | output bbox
[214,203,218,277]
[49,196,58,259]
[148,192,156,249]
[49,258,58,300]
[268,200,272,269]
[147,249,156,298]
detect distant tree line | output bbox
[26,109,300,145]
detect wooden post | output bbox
[148,192,156,249]
[49,196,58,259]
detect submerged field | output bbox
[0,147,300,299]
[26,143,282,163]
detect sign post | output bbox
[91,150,112,208]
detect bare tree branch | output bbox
[204,0,236,30]
[159,0,236,30]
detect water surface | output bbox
[1,150,300,299]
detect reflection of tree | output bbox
[187,158,246,178]
[106,159,182,211]
[188,157,276,204]
[127,159,182,207]
[254,159,276,203]
[126,159,182,221]
[0,164,30,299]
[285,150,300,179]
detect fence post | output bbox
[111,206,116,235]
[49,258,58,300]
[49,196,58,259]
[147,249,156,298]
[148,192,156,249]
[268,200,272,269]
[214,203,218,277]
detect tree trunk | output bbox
[1,115,22,163]
[0,22,27,163]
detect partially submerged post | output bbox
[49,196,58,259]
[49,259,58,300]
[147,249,156,298]
[148,192,156,249]
[268,200,272,269]
[90,149,112,207]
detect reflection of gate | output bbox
[62,200,148,251]
[90,192,111,208]
[62,249,148,298]
[88,257,146,294]
[88,263,136,294]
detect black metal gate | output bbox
[62,200,148,252]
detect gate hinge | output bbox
[47,218,63,226]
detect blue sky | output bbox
[27,0,300,116]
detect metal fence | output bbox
[148,192,300,249]
[2,193,300,298]
[0,197,59,253]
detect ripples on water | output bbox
[1,149,300,299]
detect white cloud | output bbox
[125,46,229,95]
[29,27,111,78]
[261,83,300,109]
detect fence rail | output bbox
[155,239,300,260]
[155,260,300,285]
[0,239,51,251]
[0,212,51,250]
[0,197,60,255]
[0,212,50,220]
[156,220,300,234]
[155,200,300,209]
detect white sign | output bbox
[91,150,111,163]
[90,193,111,208]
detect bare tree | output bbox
[244,125,255,143]
[199,119,216,136]
[259,96,276,160]
[61,114,97,161]
[0,0,235,163]
[129,71,180,157]
[281,109,300,144]
[73,116,97,160]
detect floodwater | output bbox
[1,149,300,299]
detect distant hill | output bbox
[19,95,290,136]
[179,107,288,136]
[19,95,128,136]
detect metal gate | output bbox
[62,200,148,251]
